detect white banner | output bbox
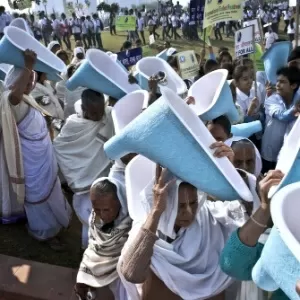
[289,0,297,7]
[235,25,255,57]
[243,19,261,43]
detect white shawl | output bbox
[53,108,114,193]
[30,81,64,119]
[0,91,51,204]
[77,177,132,288]
[119,177,248,300]
[225,136,262,178]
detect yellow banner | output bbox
[176,51,199,80]
[116,16,137,32]
[203,0,243,28]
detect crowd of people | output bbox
[0,6,104,50]
[1,1,300,300]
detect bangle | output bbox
[250,215,267,228]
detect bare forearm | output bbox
[144,209,162,234]
[238,205,271,247]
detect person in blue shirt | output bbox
[261,66,300,173]
[220,169,289,300]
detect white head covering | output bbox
[167,47,177,57]
[119,156,248,300]
[225,136,262,178]
[91,176,128,226]
[74,47,85,57]
[4,67,23,90]
[74,99,83,117]
[47,41,60,52]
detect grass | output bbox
[0,22,287,269]
[99,28,235,56]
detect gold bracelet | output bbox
[250,215,267,228]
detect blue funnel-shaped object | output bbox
[262,41,292,85]
[252,227,300,300]
[10,17,34,36]
[188,69,239,123]
[104,86,253,202]
[268,116,300,198]
[231,121,262,138]
[66,49,140,100]
[136,57,187,95]
[0,26,66,82]
[112,90,149,134]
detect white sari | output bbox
[119,176,248,300]
[77,177,131,300]
[31,81,64,119]
[53,108,114,247]
[0,90,71,237]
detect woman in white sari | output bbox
[75,177,132,300]
[30,71,64,120]
[53,89,114,249]
[0,50,71,248]
[118,147,250,300]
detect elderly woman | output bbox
[0,50,71,248]
[53,89,114,249]
[75,177,132,300]
[119,144,250,300]
[30,71,64,120]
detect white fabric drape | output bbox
[77,177,131,300]
[225,136,262,178]
[53,108,114,193]
[119,175,249,300]
[30,81,64,119]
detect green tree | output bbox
[97,2,119,13]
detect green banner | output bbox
[116,16,136,32]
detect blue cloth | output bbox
[220,230,289,300]
[273,106,296,122]
[261,93,297,162]
[209,53,216,61]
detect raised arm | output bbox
[120,165,172,283]
[9,50,37,106]
[220,170,284,280]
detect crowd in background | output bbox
[2,1,300,300]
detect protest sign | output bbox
[203,0,243,28]
[243,19,261,43]
[235,25,255,57]
[289,0,297,6]
[116,16,136,31]
[176,50,199,80]
[117,48,142,68]
[190,0,205,24]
